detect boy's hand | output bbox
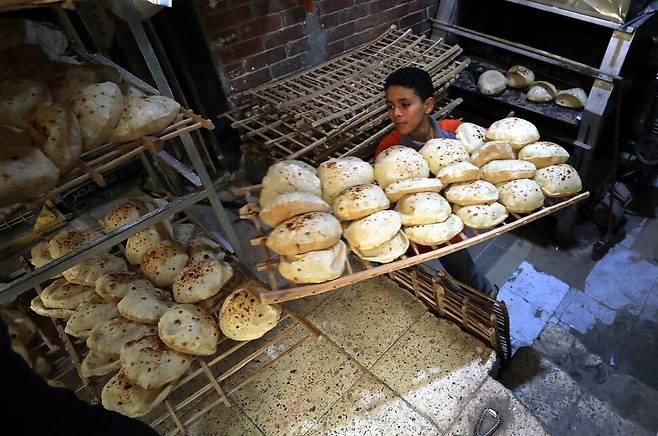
[506,111,515,118]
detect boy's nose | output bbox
[394,107,402,117]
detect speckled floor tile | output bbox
[183,398,264,436]
[370,312,497,432]
[288,290,340,316]
[307,372,439,435]
[228,330,363,435]
[307,276,427,368]
[445,377,548,436]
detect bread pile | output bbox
[27,199,282,418]
[0,18,183,209]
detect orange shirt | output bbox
[375,119,462,157]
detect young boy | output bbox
[376,66,496,297]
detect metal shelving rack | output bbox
[0,0,244,302]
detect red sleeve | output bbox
[439,119,462,133]
[375,130,402,157]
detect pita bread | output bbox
[258,160,321,208]
[454,202,508,229]
[27,102,81,172]
[41,278,95,309]
[50,64,101,103]
[95,272,153,302]
[498,179,545,213]
[527,81,557,103]
[141,242,189,288]
[102,369,174,418]
[101,199,151,233]
[110,95,181,143]
[534,164,582,197]
[486,117,540,150]
[506,65,535,88]
[350,230,409,263]
[374,146,429,188]
[172,258,234,303]
[444,180,499,206]
[173,223,195,246]
[384,177,444,202]
[470,141,515,168]
[49,229,103,259]
[0,78,51,129]
[69,82,123,151]
[30,295,73,319]
[0,18,67,57]
[478,70,507,95]
[317,157,374,204]
[259,191,329,228]
[30,240,52,268]
[418,138,470,174]
[437,161,480,185]
[121,336,192,390]
[219,287,281,341]
[517,141,569,169]
[278,240,346,284]
[65,295,120,338]
[266,212,342,256]
[343,210,401,251]
[395,192,451,225]
[480,159,537,184]
[87,317,157,358]
[456,123,487,154]
[403,214,464,245]
[81,349,121,377]
[0,309,37,344]
[118,288,174,324]
[63,254,128,286]
[333,184,390,221]
[555,88,587,109]
[158,304,219,356]
[125,225,172,265]
[187,237,225,263]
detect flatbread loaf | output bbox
[87,317,157,358]
[480,159,537,184]
[41,278,95,309]
[278,240,346,284]
[187,237,225,263]
[172,258,234,303]
[0,78,51,129]
[69,82,123,151]
[158,304,218,355]
[350,230,409,263]
[30,295,73,319]
[333,184,390,221]
[454,202,508,229]
[444,180,499,206]
[125,224,172,265]
[437,161,480,185]
[65,295,120,338]
[102,369,174,418]
[48,229,103,259]
[259,191,328,228]
[141,242,189,288]
[418,138,469,174]
[266,212,342,256]
[497,179,545,213]
[343,210,401,251]
[121,336,192,390]
[374,146,429,188]
[110,95,180,143]
[470,141,515,168]
[259,160,321,208]
[534,164,582,197]
[486,117,540,150]
[101,199,152,233]
[403,214,464,245]
[118,288,174,324]
[384,177,443,202]
[517,141,569,168]
[395,192,451,225]
[30,240,52,268]
[27,102,81,172]
[63,254,128,286]
[318,157,374,204]
[456,122,487,154]
[478,70,507,95]
[95,272,153,302]
[219,287,281,341]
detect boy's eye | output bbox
[387,104,395,110]
[401,103,410,108]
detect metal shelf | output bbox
[503,0,623,29]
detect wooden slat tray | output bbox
[236,189,589,304]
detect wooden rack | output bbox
[221,26,469,166]
[235,186,589,305]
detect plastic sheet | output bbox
[530,0,632,23]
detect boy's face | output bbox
[385,85,434,136]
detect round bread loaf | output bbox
[456,122,487,154]
[384,178,443,202]
[158,304,218,356]
[278,240,346,284]
[418,138,469,174]
[0,78,51,130]
[318,157,374,205]
[110,95,180,143]
[518,141,569,169]
[141,242,189,288]
[125,224,172,265]
[102,199,151,233]
[478,70,507,95]
[30,240,52,268]
[470,141,515,168]
[486,117,540,150]
[259,160,321,208]
[65,295,119,339]
[454,202,508,229]
[63,254,128,286]
[219,287,281,341]
[343,210,401,251]
[480,159,537,184]
[527,81,557,103]
[87,317,157,358]
[30,295,73,319]
[69,82,123,151]
[555,88,587,108]
[27,101,81,172]
[259,191,329,228]
[266,212,341,256]
[48,229,103,259]
[506,65,535,89]
[374,146,429,188]
[534,164,582,197]
[118,288,174,324]
[350,230,409,263]
[121,336,192,390]
[498,179,545,213]
[102,369,174,418]
[444,180,499,206]
[395,192,451,225]
[95,272,153,302]
[172,258,234,303]
[0,140,59,207]
[333,184,389,221]
[403,214,464,245]
[187,237,225,263]
[41,279,95,309]
[437,161,480,185]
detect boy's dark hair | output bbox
[384,67,434,101]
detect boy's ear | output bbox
[424,96,435,114]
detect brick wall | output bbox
[195,0,437,94]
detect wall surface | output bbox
[195,0,437,94]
